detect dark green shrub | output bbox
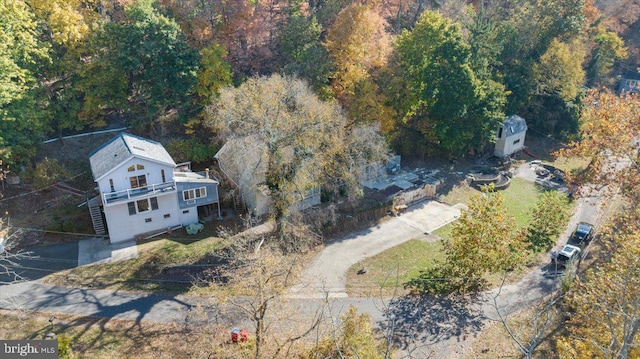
[32,158,71,190]
[62,220,75,232]
[166,139,219,163]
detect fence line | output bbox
[42,127,131,144]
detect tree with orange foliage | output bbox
[556,90,640,196]
[558,214,640,358]
[555,90,640,358]
[324,4,391,101]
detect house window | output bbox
[164,213,171,218]
[137,199,150,212]
[513,139,521,145]
[128,202,136,215]
[161,169,166,183]
[127,197,159,215]
[109,179,115,192]
[130,175,147,189]
[183,187,207,201]
[145,218,152,223]
[497,127,503,138]
[150,197,159,210]
[128,164,145,172]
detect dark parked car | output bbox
[572,222,594,243]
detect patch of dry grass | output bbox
[0,310,225,358]
[553,156,590,175]
[463,305,561,358]
[0,308,322,359]
[44,237,228,295]
[438,181,477,206]
[345,239,445,297]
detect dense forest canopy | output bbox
[0,0,637,167]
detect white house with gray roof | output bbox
[88,133,220,243]
[494,115,527,158]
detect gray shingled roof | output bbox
[503,115,527,137]
[89,133,176,180]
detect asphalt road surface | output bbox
[0,242,78,285]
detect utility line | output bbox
[42,126,130,144]
[11,227,106,238]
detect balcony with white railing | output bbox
[102,182,176,205]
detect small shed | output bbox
[494,115,527,158]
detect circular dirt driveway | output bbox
[289,200,461,298]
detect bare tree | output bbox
[0,217,31,285]
[218,234,323,359]
[206,74,389,241]
[490,273,564,359]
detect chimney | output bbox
[205,168,210,179]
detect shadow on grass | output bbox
[23,284,228,355]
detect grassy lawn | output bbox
[502,178,545,228]
[436,177,545,240]
[45,235,228,295]
[345,239,444,296]
[553,155,590,175]
[438,182,477,207]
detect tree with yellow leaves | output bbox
[558,214,640,358]
[555,89,640,358]
[325,4,391,101]
[407,187,528,294]
[27,0,105,47]
[310,305,390,359]
[557,90,640,199]
[533,38,586,102]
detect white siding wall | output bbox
[178,206,199,226]
[96,158,174,194]
[495,132,526,157]
[104,193,180,243]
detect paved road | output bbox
[0,281,193,322]
[0,237,137,285]
[0,243,78,284]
